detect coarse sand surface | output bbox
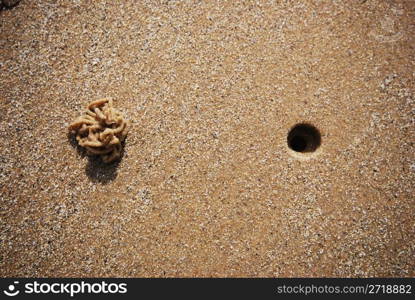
[0,0,414,277]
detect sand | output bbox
[0,0,414,277]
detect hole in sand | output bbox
[287,123,321,153]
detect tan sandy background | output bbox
[1,0,414,277]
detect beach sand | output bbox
[0,0,414,277]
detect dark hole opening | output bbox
[290,136,307,152]
[287,123,321,153]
